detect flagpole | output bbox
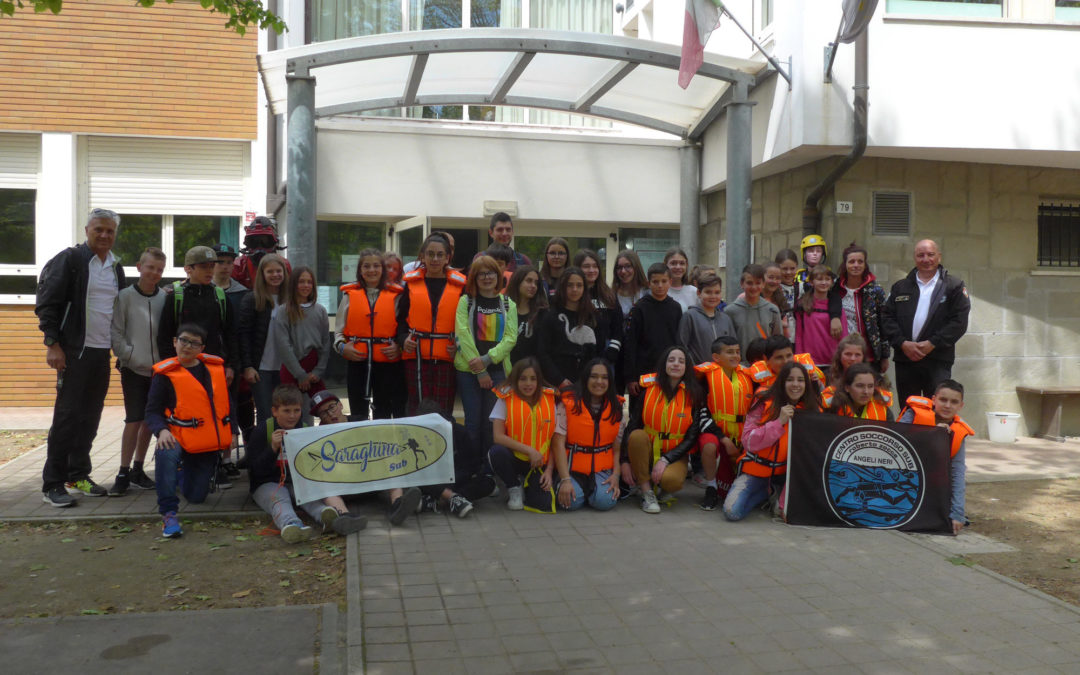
[716,1,791,88]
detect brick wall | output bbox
[0,0,256,139]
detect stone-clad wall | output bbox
[703,157,1080,438]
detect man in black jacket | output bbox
[36,208,126,506]
[881,239,971,403]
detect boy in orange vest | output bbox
[694,335,752,511]
[898,379,973,535]
[746,335,826,393]
[146,324,232,538]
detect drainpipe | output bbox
[802,30,868,235]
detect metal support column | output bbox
[679,143,702,265]
[286,73,317,272]
[724,82,754,303]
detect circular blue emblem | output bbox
[823,426,923,528]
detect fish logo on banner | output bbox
[785,413,952,533]
[824,426,923,528]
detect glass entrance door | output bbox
[391,215,429,264]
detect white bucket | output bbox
[986,412,1021,443]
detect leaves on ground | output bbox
[232,589,253,598]
[947,556,975,567]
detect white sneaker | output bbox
[281,523,315,543]
[641,490,661,514]
[507,486,524,511]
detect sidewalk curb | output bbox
[893,529,1080,616]
[0,441,48,473]
[345,530,363,674]
[0,511,257,524]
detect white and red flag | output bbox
[678,0,724,89]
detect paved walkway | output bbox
[4,408,1080,673]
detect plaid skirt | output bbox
[404,358,457,416]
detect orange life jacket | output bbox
[561,391,623,475]
[495,386,558,465]
[736,400,801,478]
[748,353,825,393]
[822,384,893,408]
[404,267,466,361]
[832,399,891,420]
[153,353,231,454]
[639,373,695,463]
[901,396,974,458]
[340,283,403,363]
[694,362,753,445]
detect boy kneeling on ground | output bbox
[247,385,368,542]
[898,379,973,535]
[147,324,232,538]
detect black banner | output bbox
[785,412,953,533]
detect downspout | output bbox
[802,31,868,235]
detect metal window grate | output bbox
[872,191,912,236]
[1038,203,1080,267]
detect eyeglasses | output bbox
[317,401,342,418]
[615,264,633,271]
[477,271,499,279]
[176,337,204,348]
[548,250,567,257]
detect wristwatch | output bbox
[44,337,58,347]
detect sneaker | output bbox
[214,466,233,490]
[448,494,474,519]
[487,480,501,500]
[641,490,661,514]
[43,487,76,507]
[107,474,130,497]
[281,523,315,543]
[690,472,709,489]
[162,512,182,538]
[128,467,155,490]
[700,485,719,511]
[320,507,339,532]
[507,486,524,511]
[389,487,422,526]
[415,494,440,515]
[657,490,678,507]
[332,512,368,536]
[66,478,107,497]
[223,462,241,479]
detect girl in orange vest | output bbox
[551,358,626,511]
[334,249,405,420]
[400,233,467,415]
[487,357,560,511]
[821,333,894,409]
[828,362,894,420]
[627,346,708,514]
[724,361,822,521]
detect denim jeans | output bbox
[155,446,218,515]
[251,482,328,529]
[252,369,281,428]
[563,470,618,511]
[456,369,504,453]
[722,473,784,521]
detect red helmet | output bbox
[243,216,281,251]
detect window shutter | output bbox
[0,133,40,189]
[872,191,912,236]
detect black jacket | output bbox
[237,290,274,371]
[623,295,683,385]
[36,243,126,351]
[158,282,239,371]
[881,266,970,366]
[537,305,610,386]
[247,418,305,491]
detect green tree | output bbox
[0,0,286,35]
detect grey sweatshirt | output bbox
[111,283,165,377]
[723,297,783,362]
[272,302,331,380]
[677,305,737,365]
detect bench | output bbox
[1015,385,1080,442]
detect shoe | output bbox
[332,512,368,536]
[223,462,241,478]
[215,466,233,490]
[448,494,474,519]
[389,487,422,526]
[690,472,709,489]
[641,490,661,514]
[415,494,439,515]
[66,478,107,497]
[320,507,339,532]
[507,486,524,511]
[107,474,130,497]
[43,487,76,507]
[700,486,719,511]
[128,467,155,490]
[657,490,678,507]
[487,479,501,500]
[162,512,182,538]
[281,523,315,543]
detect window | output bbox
[317,220,386,313]
[1037,203,1080,267]
[886,0,1003,18]
[619,228,679,269]
[111,214,240,272]
[311,0,402,41]
[1059,0,1080,20]
[0,188,35,265]
[872,192,912,236]
[759,0,773,30]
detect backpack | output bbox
[173,281,227,323]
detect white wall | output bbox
[315,123,683,223]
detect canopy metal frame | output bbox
[273,29,761,298]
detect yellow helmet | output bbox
[800,234,828,259]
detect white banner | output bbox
[282,414,455,505]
